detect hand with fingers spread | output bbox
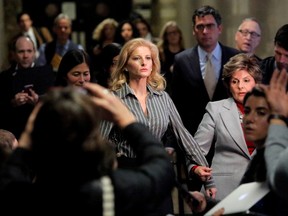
[258,68,288,117]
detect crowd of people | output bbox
[1,4,288,216]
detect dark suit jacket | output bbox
[171,43,239,136]
[0,64,55,138]
[0,123,175,216]
[260,56,275,84]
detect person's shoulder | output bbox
[39,41,51,51]
[260,56,275,73]
[207,98,232,109]
[220,43,240,55]
[174,47,195,60]
[0,66,15,77]
[261,56,274,64]
[34,64,53,72]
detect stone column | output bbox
[1,0,22,71]
[0,0,5,70]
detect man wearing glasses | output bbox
[235,17,262,61]
[171,5,239,194]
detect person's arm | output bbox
[265,124,288,201]
[193,102,218,197]
[259,69,288,201]
[83,84,175,213]
[166,94,215,192]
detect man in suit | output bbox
[171,5,239,191]
[8,11,53,65]
[0,36,55,139]
[37,13,84,73]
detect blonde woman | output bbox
[90,18,118,71]
[100,38,216,215]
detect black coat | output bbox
[0,64,55,138]
[0,123,175,216]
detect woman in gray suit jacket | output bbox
[194,53,263,200]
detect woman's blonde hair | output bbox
[92,18,118,41]
[109,38,166,91]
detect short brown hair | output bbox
[222,53,262,94]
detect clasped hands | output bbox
[13,89,39,106]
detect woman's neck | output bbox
[168,44,181,53]
[129,79,147,96]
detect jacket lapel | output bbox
[220,98,251,159]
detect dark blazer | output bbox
[0,123,175,216]
[171,43,239,136]
[260,56,275,84]
[0,64,55,138]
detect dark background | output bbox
[21,0,133,50]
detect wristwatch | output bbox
[268,114,288,126]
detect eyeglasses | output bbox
[238,29,261,38]
[195,23,216,31]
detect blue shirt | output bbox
[198,42,222,81]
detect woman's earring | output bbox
[124,68,128,72]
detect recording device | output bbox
[23,84,34,95]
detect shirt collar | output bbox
[116,83,162,99]
[15,62,35,70]
[198,42,221,61]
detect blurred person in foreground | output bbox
[260,69,288,207]
[0,83,175,216]
[0,129,18,169]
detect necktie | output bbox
[204,53,217,99]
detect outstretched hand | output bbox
[84,82,136,128]
[258,68,288,117]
